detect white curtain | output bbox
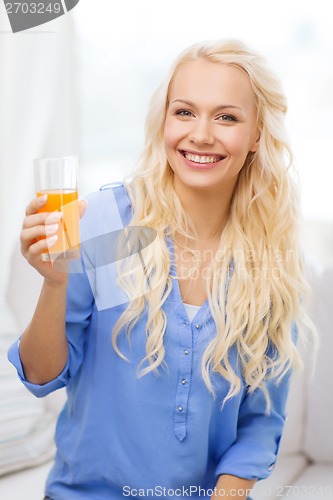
[0,9,78,330]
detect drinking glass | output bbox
[34,156,80,262]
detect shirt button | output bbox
[184,349,189,355]
[268,463,275,471]
[195,323,199,329]
[181,378,186,385]
[178,405,183,412]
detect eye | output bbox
[175,109,194,117]
[218,114,237,122]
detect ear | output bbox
[249,133,260,153]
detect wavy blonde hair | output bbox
[111,39,317,412]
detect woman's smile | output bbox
[179,149,227,170]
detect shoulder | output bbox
[81,182,133,239]
[84,181,131,220]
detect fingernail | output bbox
[37,194,47,205]
[45,224,59,235]
[46,212,63,223]
[47,235,58,246]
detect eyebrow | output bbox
[170,99,244,112]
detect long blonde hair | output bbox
[111,39,317,412]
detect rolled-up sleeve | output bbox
[215,323,299,481]
[7,260,94,398]
[7,187,127,399]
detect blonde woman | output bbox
[9,39,315,500]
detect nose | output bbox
[189,118,214,145]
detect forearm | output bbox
[210,474,256,499]
[19,278,69,384]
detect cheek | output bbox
[221,127,255,155]
[164,117,186,153]
[163,121,175,152]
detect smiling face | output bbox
[164,58,259,196]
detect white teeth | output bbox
[184,153,222,164]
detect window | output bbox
[73,0,333,266]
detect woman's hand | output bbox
[20,195,87,285]
[210,474,256,499]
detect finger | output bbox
[21,227,57,258]
[25,235,58,259]
[21,224,59,245]
[79,199,88,219]
[22,211,63,229]
[25,194,48,216]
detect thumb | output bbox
[79,198,88,219]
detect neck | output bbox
[173,177,236,243]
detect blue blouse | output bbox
[8,183,295,499]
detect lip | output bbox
[178,149,226,170]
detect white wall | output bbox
[0,6,78,313]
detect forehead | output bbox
[169,59,256,110]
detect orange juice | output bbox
[37,189,80,260]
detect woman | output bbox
[8,39,316,499]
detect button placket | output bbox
[174,320,193,441]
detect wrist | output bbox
[211,475,256,500]
[43,274,69,290]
